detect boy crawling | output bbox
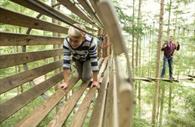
[60,24,100,89]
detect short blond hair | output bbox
[68,24,85,37]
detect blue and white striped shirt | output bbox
[63,35,99,72]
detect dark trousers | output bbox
[160,56,173,78]
[74,60,92,82]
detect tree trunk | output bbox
[132,0,135,70]
[151,0,165,126]
[159,0,173,125]
[136,0,142,118]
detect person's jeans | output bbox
[74,60,92,82]
[160,56,173,78]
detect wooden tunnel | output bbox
[0,0,133,127]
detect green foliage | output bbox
[133,117,150,127]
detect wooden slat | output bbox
[115,57,133,127]
[70,57,108,127]
[97,0,126,55]
[10,0,76,25]
[77,0,102,26]
[188,75,195,78]
[15,77,80,127]
[111,59,119,127]
[133,77,152,82]
[118,80,133,127]
[70,87,96,127]
[103,82,114,127]
[88,0,102,24]
[98,57,108,79]
[0,32,64,46]
[0,49,63,69]
[57,0,96,26]
[48,82,89,127]
[11,0,97,35]
[0,72,63,122]
[89,66,109,127]
[0,7,68,33]
[148,77,179,82]
[0,61,63,94]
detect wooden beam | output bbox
[148,77,179,82]
[15,77,80,127]
[97,0,127,55]
[111,60,119,127]
[0,72,63,122]
[133,77,152,82]
[57,0,96,26]
[0,7,68,33]
[11,0,97,35]
[188,75,195,78]
[0,32,64,46]
[0,49,63,69]
[102,78,114,127]
[115,56,133,127]
[89,66,109,127]
[10,0,76,25]
[133,77,193,82]
[47,82,89,127]
[0,61,63,94]
[77,0,102,26]
[70,87,96,127]
[88,0,103,25]
[98,57,108,80]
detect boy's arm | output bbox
[176,42,180,50]
[89,37,100,88]
[63,69,70,83]
[161,42,167,51]
[92,71,98,82]
[60,39,71,89]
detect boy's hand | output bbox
[59,82,68,90]
[176,41,180,46]
[91,81,100,89]
[162,43,167,48]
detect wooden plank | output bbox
[77,0,102,26]
[48,82,89,127]
[10,0,76,25]
[148,77,179,82]
[57,0,95,26]
[109,60,119,127]
[0,49,63,69]
[97,0,126,55]
[70,87,96,127]
[88,0,103,25]
[0,7,68,33]
[118,79,133,127]
[70,57,108,127]
[11,0,97,35]
[0,72,63,122]
[103,78,114,127]
[133,77,152,82]
[0,61,63,94]
[0,32,64,46]
[115,57,133,127]
[98,57,108,80]
[89,67,109,127]
[188,75,195,78]
[15,77,80,127]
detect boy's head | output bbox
[169,36,174,42]
[68,24,85,48]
